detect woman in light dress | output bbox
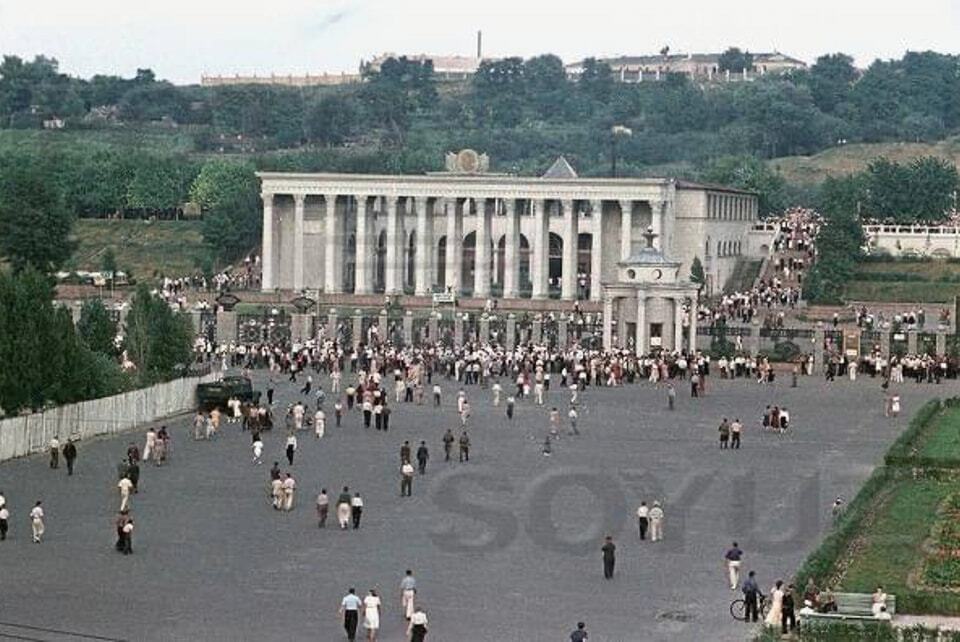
[765,580,784,627]
[363,588,381,641]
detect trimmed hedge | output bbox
[884,399,943,467]
[793,465,893,592]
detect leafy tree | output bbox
[690,256,706,286]
[578,58,614,101]
[700,155,787,215]
[101,247,117,281]
[0,154,74,273]
[0,268,127,414]
[125,154,196,212]
[190,158,260,260]
[305,94,356,145]
[77,299,117,356]
[718,48,754,73]
[123,284,193,383]
[807,53,857,114]
[860,156,958,222]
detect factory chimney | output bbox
[477,30,482,59]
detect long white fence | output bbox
[0,372,220,462]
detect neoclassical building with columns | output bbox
[256,153,760,313]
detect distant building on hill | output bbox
[363,53,490,81]
[566,51,807,83]
[200,72,361,88]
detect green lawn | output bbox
[68,219,209,279]
[841,479,953,595]
[844,280,960,303]
[0,126,201,155]
[920,408,960,461]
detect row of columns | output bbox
[263,194,668,300]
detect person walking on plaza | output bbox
[193,411,205,440]
[334,400,343,427]
[400,461,415,497]
[399,570,417,620]
[121,516,134,555]
[433,383,442,407]
[637,501,649,540]
[315,408,326,439]
[781,583,797,634]
[118,475,134,512]
[282,473,296,511]
[143,427,156,462]
[569,622,588,642]
[127,460,140,494]
[568,406,579,436]
[416,441,429,474]
[601,535,616,579]
[363,588,381,641]
[458,431,470,462]
[442,429,454,462]
[725,542,743,590]
[742,571,761,623]
[649,501,664,542]
[718,418,730,449]
[667,383,676,410]
[285,433,297,466]
[49,436,60,469]
[730,418,742,449]
[271,475,284,510]
[62,439,77,475]
[337,487,352,529]
[400,441,412,465]
[252,437,263,465]
[506,395,515,420]
[0,502,8,541]
[115,510,129,552]
[340,588,363,642]
[351,492,364,529]
[29,500,44,543]
[407,605,428,642]
[316,488,329,528]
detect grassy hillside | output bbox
[68,219,208,279]
[770,137,960,185]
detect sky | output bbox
[0,0,958,84]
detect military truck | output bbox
[196,376,261,410]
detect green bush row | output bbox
[883,398,944,466]
[852,271,932,282]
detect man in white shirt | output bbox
[649,502,664,542]
[340,588,363,642]
[282,473,296,511]
[636,502,650,540]
[118,476,134,511]
[400,462,415,497]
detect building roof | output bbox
[675,179,757,196]
[541,156,579,179]
[567,51,807,70]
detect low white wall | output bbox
[0,372,220,462]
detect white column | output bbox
[651,200,663,250]
[662,198,674,258]
[324,194,342,293]
[532,199,550,299]
[385,196,400,294]
[561,199,578,300]
[619,199,633,260]
[414,197,430,296]
[354,196,371,294]
[475,197,491,298]
[674,296,684,352]
[635,294,647,356]
[590,199,603,301]
[445,198,462,294]
[293,194,305,291]
[602,295,614,350]
[261,193,275,290]
[688,297,699,353]
[503,198,519,299]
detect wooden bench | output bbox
[804,592,896,622]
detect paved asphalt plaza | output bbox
[0,370,951,642]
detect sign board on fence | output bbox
[433,293,456,305]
